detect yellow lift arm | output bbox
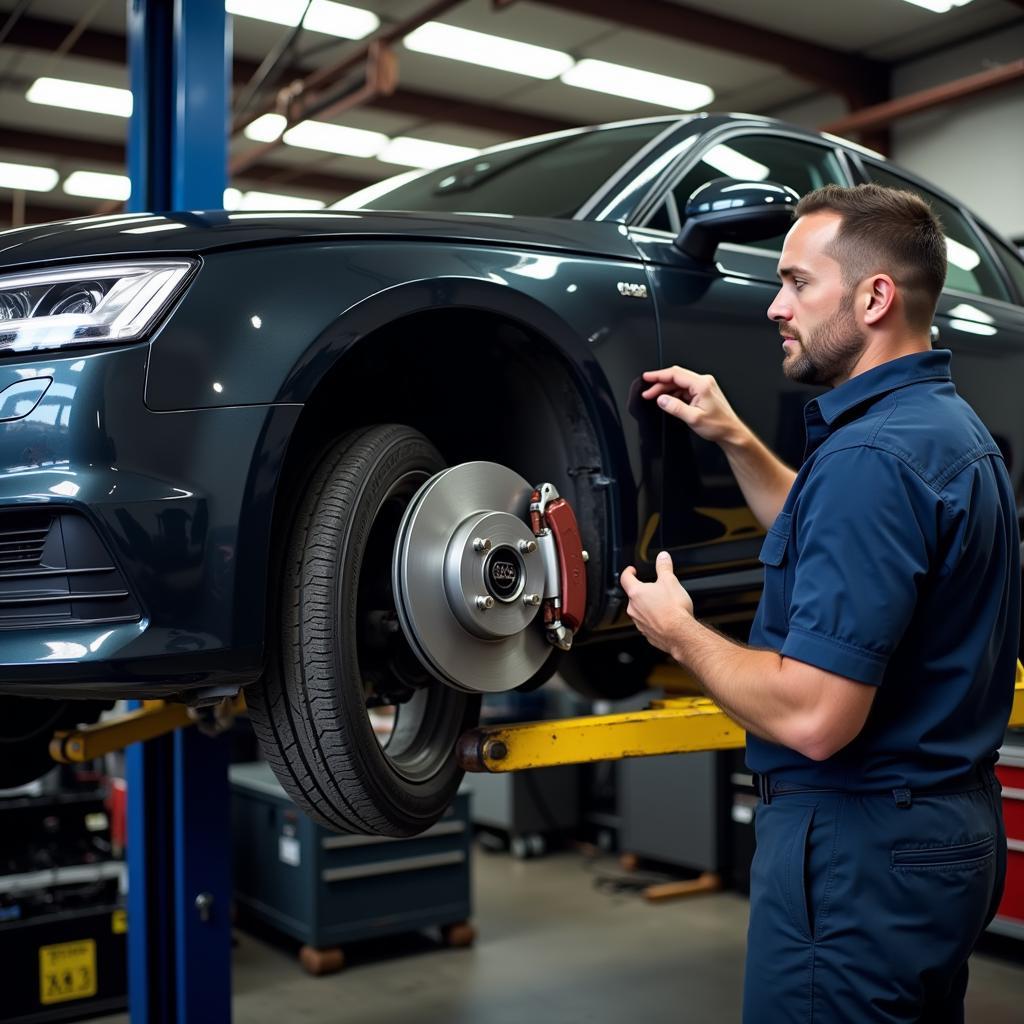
[50,696,246,764]
[457,660,1024,773]
[51,664,1024,774]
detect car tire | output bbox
[246,424,480,836]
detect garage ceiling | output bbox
[0,0,1020,224]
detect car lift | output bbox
[54,663,1024,921]
[117,3,233,1022]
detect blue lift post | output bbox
[124,2,233,1021]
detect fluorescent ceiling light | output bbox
[303,1,379,39]
[403,23,573,80]
[331,170,426,209]
[701,144,769,182]
[945,236,980,272]
[378,137,479,169]
[63,171,131,202]
[283,120,387,158]
[245,113,286,142]
[0,161,59,192]
[226,0,378,37]
[223,188,243,210]
[27,77,132,117]
[898,0,973,13]
[561,59,713,111]
[235,191,326,210]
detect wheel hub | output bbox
[392,462,548,693]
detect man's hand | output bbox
[620,551,695,655]
[641,365,743,446]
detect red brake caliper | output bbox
[529,483,588,651]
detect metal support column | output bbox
[125,2,231,1022]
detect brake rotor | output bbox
[392,462,549,694]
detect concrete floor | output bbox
[97,846,1024,1023]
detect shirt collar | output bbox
[814,349,952,426]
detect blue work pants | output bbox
[742,773,1006,1023]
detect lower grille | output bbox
[0,509,140,628]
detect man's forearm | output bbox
[720,424,797,532]
[667,615,800,747]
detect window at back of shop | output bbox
[865,164,1009,303]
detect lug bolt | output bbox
[475,595,495,611]
[473,537,491,553]
[523,593,542,607]
[518,539,538,554]
[581,550,589,562]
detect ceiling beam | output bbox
[821,58,1024,136]
[516,0,888,103]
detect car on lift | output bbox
[1,113,1022,835]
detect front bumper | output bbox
[0,343,298,698]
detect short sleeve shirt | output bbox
[746,349,1020,790]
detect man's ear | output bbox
[863,274,896,325]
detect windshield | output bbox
[337,120,675,219]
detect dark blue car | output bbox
[1,114,1022,835]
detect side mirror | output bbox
[674,177,800,263]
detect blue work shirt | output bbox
[747,348,1020,790]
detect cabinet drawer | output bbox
[996,752,1024,791]
[1003,790,1024,842]
[996,845,1024,925]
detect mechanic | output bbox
[620,183,1020,1023]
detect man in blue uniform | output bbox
[620,183,1019,1022]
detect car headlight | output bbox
[0,260,196,356]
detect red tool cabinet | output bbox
[992,745,1024,939]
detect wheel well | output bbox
[268,308,613,633]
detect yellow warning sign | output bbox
[39,939,97,1005]
[111,909,127,934]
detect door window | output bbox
[864,164,1009,302]
[981,228,1024,306]
[646,134,845,248]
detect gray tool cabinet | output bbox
[230,762,473,974]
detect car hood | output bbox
[0,209,641,270]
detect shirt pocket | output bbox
[758,510,792,567]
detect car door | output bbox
[627,129,853,607]
[856,160,1024,520]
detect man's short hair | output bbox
[794,183,947,332]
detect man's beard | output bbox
[782,293,866,386]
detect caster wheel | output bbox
[528,833,546,857]
[442,921,476,947]
[299,945,345,976]
[510,835,529,859]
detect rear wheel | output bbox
[247,425,481,836]
[561,638,661,701]
[0,697,111,788]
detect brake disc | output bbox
[392,462,550,693]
